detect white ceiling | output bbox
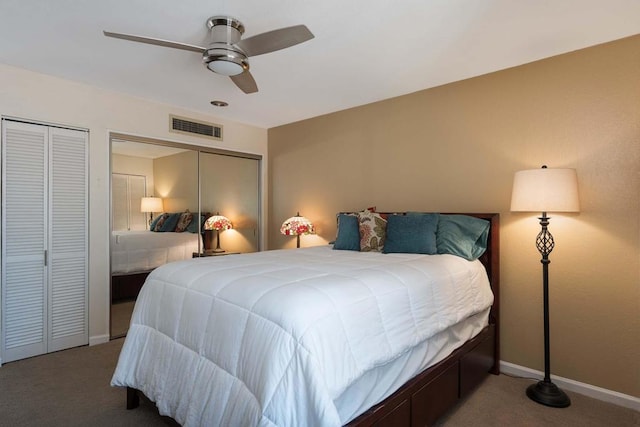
[112,140,189,159]
[1,1,639,129]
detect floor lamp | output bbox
[510,165,579,408]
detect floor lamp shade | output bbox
[510,165,579,408]
[511,168,579,213]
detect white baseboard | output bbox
[89,334,110,346]
[500,361,640,412]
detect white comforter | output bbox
[111,246,493,426]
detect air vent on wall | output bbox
[169,115,223,141]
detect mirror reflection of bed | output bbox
[110,135,261,339]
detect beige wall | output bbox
[0,63,268,344]
[200,153,260,253]
[112,153,154,192]
[268,36,640,397]
[112,153,154,176]
[153,151,199,213]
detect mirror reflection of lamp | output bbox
[280,212,315,248]
[140,197,164,228]
[204,212,233,253]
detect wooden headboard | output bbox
[461,213,500,372]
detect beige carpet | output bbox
[436,374,639,427]
[0,338,637,426]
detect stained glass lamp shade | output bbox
[204,213,232,253]
[280,212,315,248]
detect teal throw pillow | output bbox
[333,214,360,251]
[436,214,489,260]
[383,213,438,254]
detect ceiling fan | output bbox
[104,16,314,94]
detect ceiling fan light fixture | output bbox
[104,15,313,94]
[207,60,245,76]
[203,45,249,76]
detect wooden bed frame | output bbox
[346,212,500,426]
[125,212,500,427]
[111,271,150,303]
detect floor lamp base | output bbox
[527,380,571,408]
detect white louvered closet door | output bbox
[112,174,146,231]
[1,121,48,362]
[1,120,88,363]
[127,175,147,231]
[111,174,129,231]
[48,127,88,353]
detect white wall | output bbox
[0,63,268,345]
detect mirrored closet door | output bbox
[199,152,260,254]
[109,134,261,338]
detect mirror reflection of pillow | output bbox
[186,212,209,233]
[175,212,194,233]
[152,213,169,231]
[159,213,182,232]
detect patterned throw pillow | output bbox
[159,213,181,232]
[152,213,169,231]
[175,211,194,233]
[358,209,387,252]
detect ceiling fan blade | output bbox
[230,71,258,94]
[235,25,314,57]
[103,31,205,53]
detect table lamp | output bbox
[140,197,163,227]
[280,212,315,248]
[204,212,232,253]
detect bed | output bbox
[112,212,500,426]
[111,230,201,275]
[111,212,207,302]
